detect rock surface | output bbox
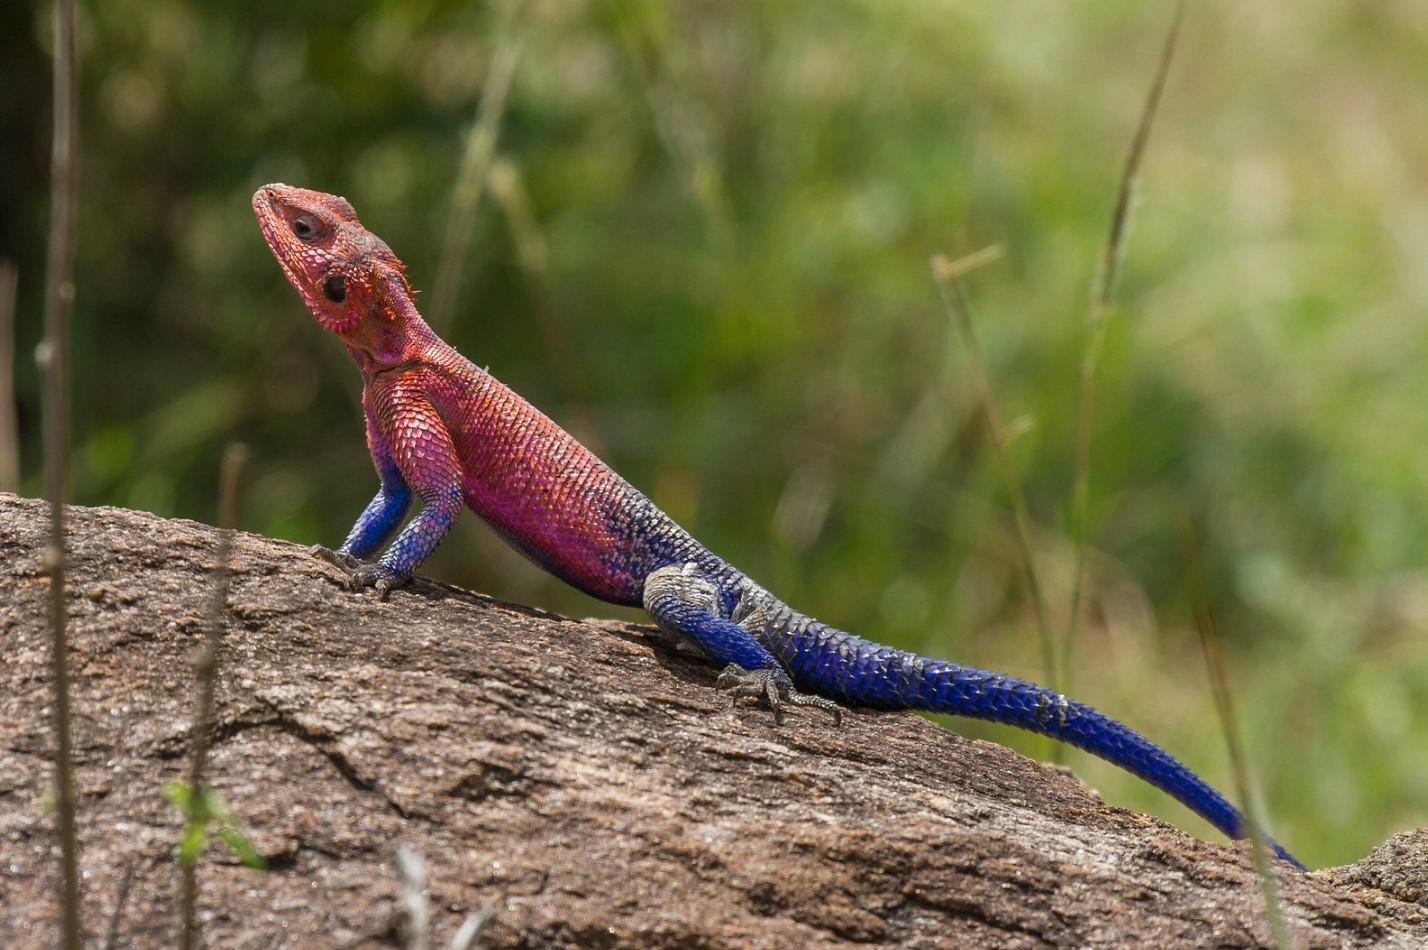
[0,494,1424,947]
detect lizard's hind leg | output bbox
[642,563,842,725]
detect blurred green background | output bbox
[4,0,1425,869]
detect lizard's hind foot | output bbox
[715,664,844,726]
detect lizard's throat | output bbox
[341,319,415,372]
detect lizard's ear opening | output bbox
[309,268,359,334]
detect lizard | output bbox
[253,182,1305,870]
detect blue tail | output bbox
[775,622,1306,870]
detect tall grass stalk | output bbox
[100,857,135,950]
[1065,1,1185,690]
[1181,518,1293,949]
[430,0,527,332]
[932,249,1059,699]
[615,6,732,248]
[0,262,18,493]
[396,844,497,950]
[40,0,82,944]
[397,845,431,950]
[178,444,249,950]
[487,158,605,452]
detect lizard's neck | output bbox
[339,284,448,374]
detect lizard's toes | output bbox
[312,544,359,569]
[713,665,843,726]
[348,562,406,597]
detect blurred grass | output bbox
[4,0,1427,868]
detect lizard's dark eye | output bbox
[291,214,319,241]
[322,273,346,303]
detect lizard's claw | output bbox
[311,544,361,570]
[715,664,844,726]
[312,545,405,599]
[348,562,407,601]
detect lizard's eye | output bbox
[291,214,320,242]
[322,273,346,303]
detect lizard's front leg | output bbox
[322,479,411,565]
[315,395,412,569]
[348,388,463,600]
[334,463,412,566]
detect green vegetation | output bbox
[5,1,1425,868]
[164,781,265,871]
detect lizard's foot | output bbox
[311,544,361,570]
[348,562,408,601]
[715,664,844,726]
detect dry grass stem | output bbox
[398,844,431,950]
[1182,519,1293,949]
[100,857,136,950]
[41,0,82,944]
[488,159,547,276]
[397,843,498,950]
[1065,0,1186,689]
[449,902,499,950]
[488,157,604,452]
[0,261,18,493]
[936,244,1004,281]
[931,251,1058,697]
[178,443,249,950]
[430,0,527,332]
[616,9,732,247]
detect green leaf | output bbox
[197,787,225,823]
[218,823,267,870]
[177,821,209,865]
[166,782,266,869]
[163,780,192,812]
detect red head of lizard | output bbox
[253,183,428,370]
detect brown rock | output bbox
[0,494,1423,947]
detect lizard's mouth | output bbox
[252,187,306,294]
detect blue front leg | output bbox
[338,451,411,560]
[368,482,461,584]
[347,385,465,599]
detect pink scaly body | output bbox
[373,355,654,603]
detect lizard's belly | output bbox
[463,478,647,605]
[441,370,682,605]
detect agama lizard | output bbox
[253,183,1305,870]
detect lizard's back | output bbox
[402,341,710,604]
